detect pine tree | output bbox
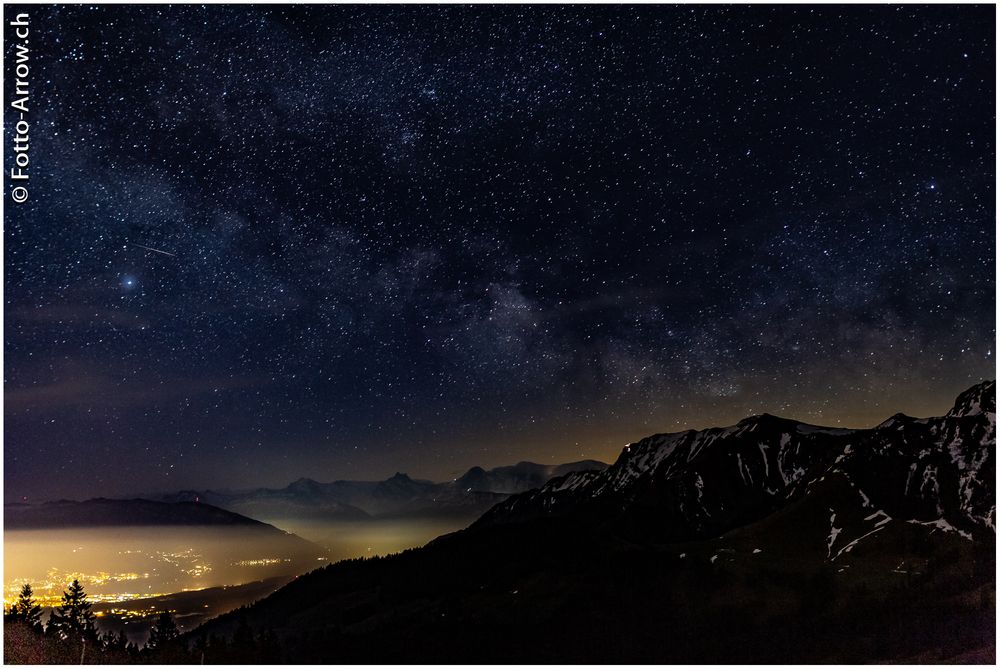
[101,629,128,653]
[46,579,97,642]
[146,611,179,652]
[14,583,43,630]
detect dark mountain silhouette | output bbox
[4,498,326,563]
[154,460,609,522]
[186,381,995,663]
[6,498,278,529]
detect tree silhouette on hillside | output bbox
[4,583,43,631]
[46,579,97,644]
[146,611,180,651]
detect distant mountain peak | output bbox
[876,412,915,428]
[289,477,321,486]
[735,412,798,429]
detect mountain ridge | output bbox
[475,380,995,544]
[5,497,300,534]
[150,459,609,522]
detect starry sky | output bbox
[4,5,995,502]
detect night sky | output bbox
[5,5,995,502]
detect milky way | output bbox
[4,5,994,500]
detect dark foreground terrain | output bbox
[184,515,994,664]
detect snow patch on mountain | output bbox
[826,510,841,559]
[906,517,974,541]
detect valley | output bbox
[3,460,608,644]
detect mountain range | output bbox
[187,381,996,663]
[476,381,993,543]
[153,460,608,522]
